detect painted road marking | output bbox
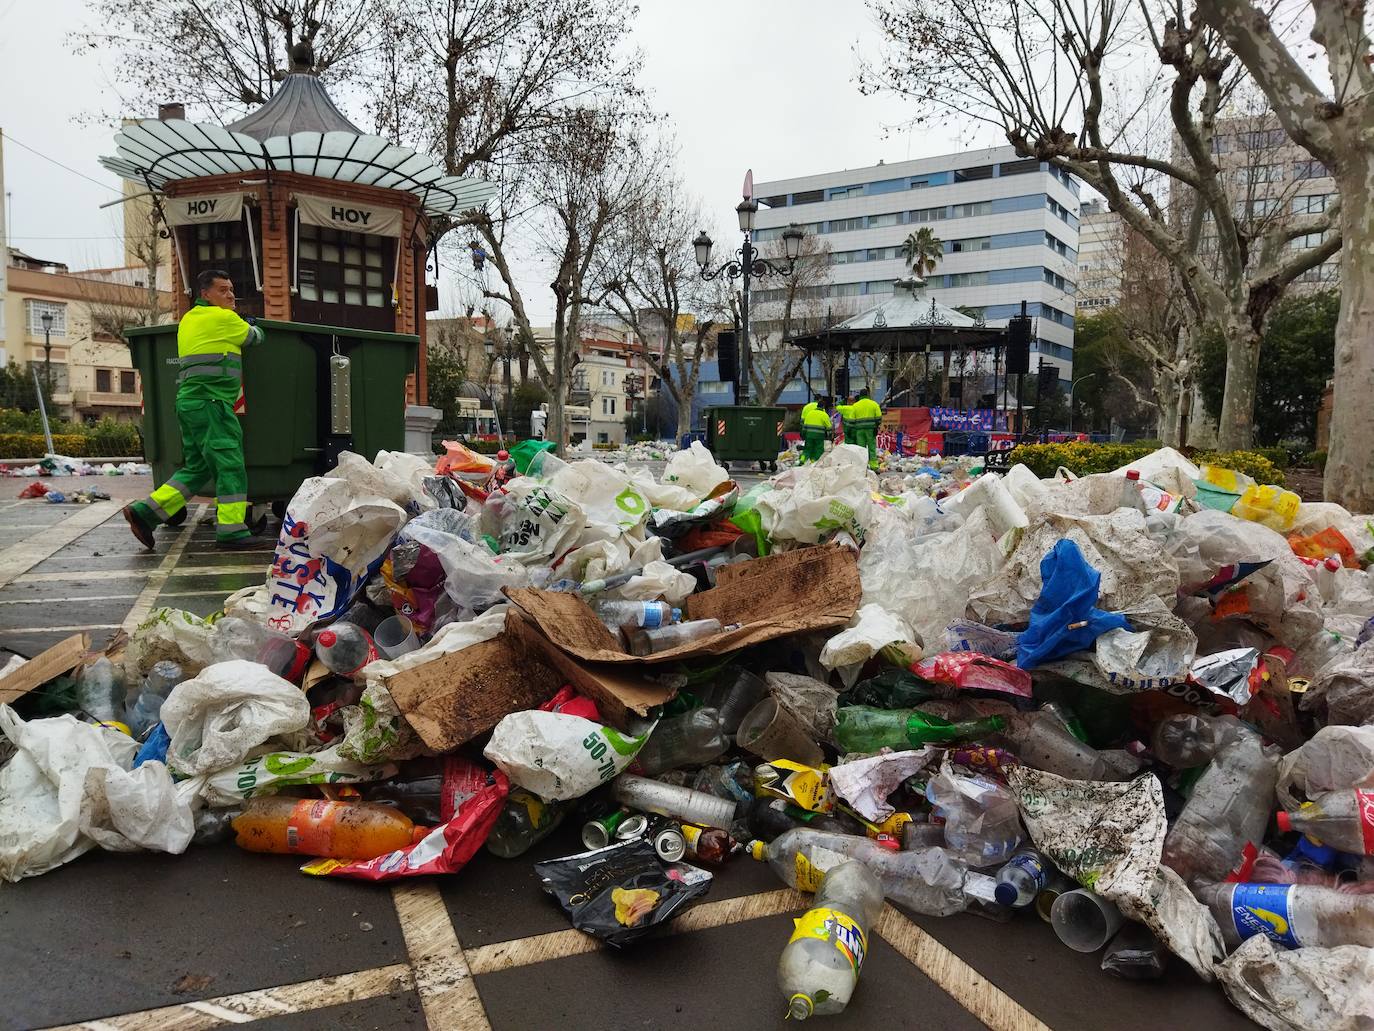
[391,882,490,1031]
[121,505,209,633]
[14,563,261,585]
[875,906,1051,1031]
[0,502,120,588]
[3,624,121,635]
[465,888,809,974]
[38,963,414,1031]
[0,590,235,607]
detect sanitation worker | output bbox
[123,269,265,550]
[799,396,833,464]
[846,388,884,470]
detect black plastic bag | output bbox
[533,837,712,947]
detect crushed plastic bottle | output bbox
[1277,789,1374,855]
[926,766,1023,866]
[1002,711,1112,780]
[1151,713,1221,768]
[833,706,1006,752]
[625,618,722,656]
[631,707,730,776]
[1195,881,1374,949]
[594,599,678,632]
[744,797,867,842]
[486,789,568,858]
[1162,725,1278,884]
[193,808,242,845]
[750,827,969,917]
[75,657,122,723]
[777,860,883,1020]
[126,661,185,739]
[993,848,1051,908]
[314,624,378,676]
[1100,922,1169,979]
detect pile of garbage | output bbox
[4,455,152,478]
[3,440,1374,1027]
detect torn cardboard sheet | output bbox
[504,544,861,664]
[0,634,89,706]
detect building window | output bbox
[121,370,137,393]
[601,397,616,415]
[295,223,393,330]
[26,300,67,337]
[1292,232,1328,250]
[759,195,788,208]
[998,158,1040,176]
[96,369,112,392]
[1294,159,1329,180]
[188,219,263,317]
[827,216,865,233]
[908,206,948,223]
[950,237,991,252]
[1293,193,1334,214]
[867,213,900,228]
[829,185,864,200]
[954,164,993,182]
[951,201,992,218]
[792,189,824,205]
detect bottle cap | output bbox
[788,994,814,1021]
[1275,811,1292,833]
[1126,469,1140,480]
[873,833,901,851]
[671,608,682,622]
[1324,556,1341,571]
[994,882,1018,906]
[317,630,337,648]
[748,839,766,861]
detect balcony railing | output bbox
[73,390,142,408]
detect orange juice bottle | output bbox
[232,797,429,859]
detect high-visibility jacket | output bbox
[801,402,832,430]
[176,299,263,404]
[851,396,882,423]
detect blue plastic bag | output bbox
[1016,539,1130,669]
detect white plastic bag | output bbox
[757,444,874,546]
[1216,937,1374,1031]
[545,459,650,541]
[1007,766,1224,980]
[1111,447,1200,500]
[610,560,698,609]
[404,519,531,620]
[192,741,397,808]
[123,607,219,680]
[860,504,1004,649]
[159,660,311,777]
[493,478,586,565]
[661,441,729,500]
[820,604,922,688]
[484,711,652,801]
[0,708,194,881]
[1303,639,1374,726]
[624,464,700,512]
[938,473,1029,543]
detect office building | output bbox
[747,145,1081,389]
[1076,199,1124,311]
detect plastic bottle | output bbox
[486,789,568,858]
[362,775,445,825]
[993,848,1052,907]
[232,797,428,858]
[750,828,970,917]
[1119,469,1145,512]
[631,708,730,776]
[1161,726,1278,884]
[682,824,733,865]
[314,624,378,676]
[625,618,722,656]
[1315,555,1342,601]
[744,797,868,842]
[844,669,943,709]
[1100,922,1169,980]
[612,774,738,830]
[1003,712,1112,780]
[594,599,678,631]
[1151,713,1220,768]
[1195,881,1374,949]
[193,807,241,845]
[125,661,184,739]
[1277,789,1374,855]
[777,860,884,1020]
[211,617,310,681]
[75,657,123,723]
[926,769,1023,866]
[833,706,1007,752]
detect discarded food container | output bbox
[737,698,825,767]
[373,615,420,659]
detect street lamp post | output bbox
[693,202,803,404]
[1068,372,1097,433]
[39,310,53,397]
[484,328,517,443]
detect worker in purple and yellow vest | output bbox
[123,269,266,551]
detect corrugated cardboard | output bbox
[0,633,90,705]
[504,544,861,664]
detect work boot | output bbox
[122,504,156,551]
[215,534,271,551]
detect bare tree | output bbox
[748,232,847,405]
[594,165,725,439]
[1197,0,1373,506]
[74,0,382,121]
[79,205,171,341]
[474,107,649,450]
[865,0,1341,450]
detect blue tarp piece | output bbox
[1016,539,1131,668]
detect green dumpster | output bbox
[702,405,785,472]
[127,319,418,502]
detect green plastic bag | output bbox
[729,482,775,556]
[508,438,556,475]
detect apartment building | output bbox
[1076,199,1125,311]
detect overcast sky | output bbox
[0,0,1000,321]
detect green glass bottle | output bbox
[833,705,1007,752]
[845,669,942,709]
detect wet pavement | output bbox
[0,489,1262,1031]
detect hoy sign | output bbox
[166,192,244,226]
[296,193,402,238]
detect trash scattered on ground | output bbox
[5,457,151,479]
[3,439,1373,1024]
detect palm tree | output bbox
[901,227,943,279]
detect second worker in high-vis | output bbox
[123,269,267,550]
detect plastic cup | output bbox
[1034,872,1079,924]
[1050,888,1125,952]
[374,615,420,658]
[736,698,824,767]
[711,669,769,735]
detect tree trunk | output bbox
[673,384,694,442]
[1216,317,1261,451]
[550,307,568,454]
[1186,386,1219,449]
[1324,166,1374,509]
[1157,389,1182,447]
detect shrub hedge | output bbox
[1007,441,1285,486]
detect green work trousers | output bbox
[132,398,249,540]
[801,426,829,463]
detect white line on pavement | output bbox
[391,882,491,1031]
[0,503,120,589]
[14,563,262,584]
[2,624,121,635]
[0,594,140,605]
[121,505,209,633]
